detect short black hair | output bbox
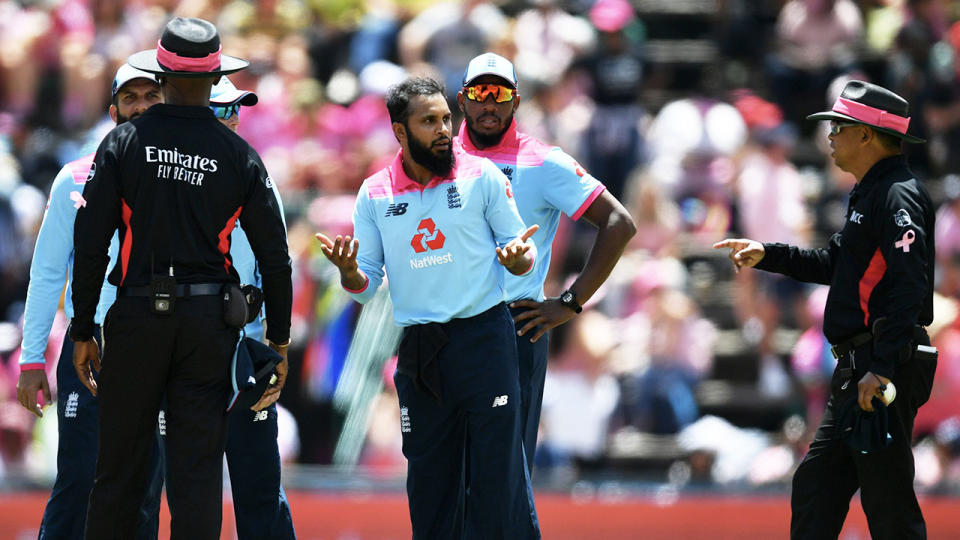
[385,77,446,125]
[873,129,904,152]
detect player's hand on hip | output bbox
[73,339,101,397]
[510,297,575,343]
[497,224,539,274]
[713,238,765,273]
[252,342,289,411]
[17,370,52,418]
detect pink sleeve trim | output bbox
[20,363,46,372]
[343,275,369,294]
[520,251,536,276]
[571,185,606,221]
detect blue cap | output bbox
[112,64,158,97]
[227,336,282,412]
[210,76,258,107]
[462,52,518,89]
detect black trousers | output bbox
[84,296,237,540]
[790,333,937,540]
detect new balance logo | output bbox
[500,167,513,181]
[400,406,412,433]
[385,202,409,217]
[158,410,167,436]
[254,410,269,422]
[65,392,79,418]
[492,395,509,407]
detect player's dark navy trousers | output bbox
[395,302,540,540]
[510,303,549,473]
[225,403,296,539]
[85,295,237,540]
[791,332,937,540]
[39,324,164,540]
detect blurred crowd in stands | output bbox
[3,0,960,494]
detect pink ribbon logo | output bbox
[70,191,86,209]
[895,229,915,252]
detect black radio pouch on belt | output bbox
[241,285,263,323]
[223,284,264,329]
[149,274,176,315]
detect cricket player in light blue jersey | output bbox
[317,76,542,540]
[455,52,637,476]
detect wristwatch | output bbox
[558,289,582,314]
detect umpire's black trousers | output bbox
[84,295,237,540]
[790,332,937,540]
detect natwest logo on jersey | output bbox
[411,218,445,253]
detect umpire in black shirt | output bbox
[70,18,292,539]
[716,81,936,539]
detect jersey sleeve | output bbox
[754,235,839,285]
[347,185,385,304]
[71,135,123,341]
[21,166,76,367]
[481,159,537,274]
[237,148,292,345]
[870,183,932,378]
[541,149,606,221]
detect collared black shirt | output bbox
[70,104,292,344]
[755,155,934,378]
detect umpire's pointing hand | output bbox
[73,339,100,396]
[713,238,765,273]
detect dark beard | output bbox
[407,128,454,177]
[465,112,513,148]
[115,110,143,125]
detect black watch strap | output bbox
[559,289,582,314]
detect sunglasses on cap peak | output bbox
[464,83,515,103]
[211,104,240,120]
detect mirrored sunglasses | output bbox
[464,83,515,103]
[211,104,241,120]
[829,121,859,136]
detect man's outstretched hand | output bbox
[713,238,765,273]
[497,225,539,275]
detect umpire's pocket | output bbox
[909,353,937,410]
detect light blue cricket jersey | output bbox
[347,149,535,326]
[20,154,285,368]
[455,120,605,302]
[21,154,119,368]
